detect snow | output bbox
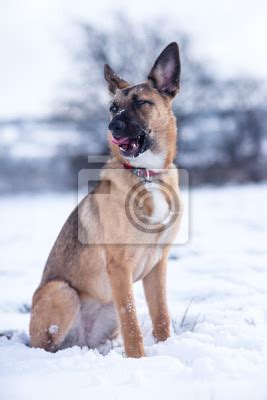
[48,325,60,335]
[1,124,82,159]
[0,185,267,399]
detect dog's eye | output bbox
[110,104,118,113]
[135,99,153,108]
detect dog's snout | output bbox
[109,119,126,137]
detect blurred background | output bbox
[1,0,267,192]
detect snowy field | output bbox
[0,184,267,399]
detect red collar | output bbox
[122,161,161,181]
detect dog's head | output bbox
[104,42,181,169]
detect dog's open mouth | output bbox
[111,134,146,158]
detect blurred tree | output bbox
[58,14,219,128]
[55,13,267,185]
[1,15,266,194]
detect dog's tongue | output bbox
[111,135,140,156]
[111,136,132,145]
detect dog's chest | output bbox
[132,184,169,281]
[145,183,169,224]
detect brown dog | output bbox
[30,42,182,358]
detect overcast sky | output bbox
[1,0,267,118]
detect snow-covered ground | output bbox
[0,185,267,399]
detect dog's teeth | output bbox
[118,136,142,156]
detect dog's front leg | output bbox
[107,261,145,358]
[142,250,171,342]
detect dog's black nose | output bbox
[109,119,126,137]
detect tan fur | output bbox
[30,281,80,351]
[30,43,182,358]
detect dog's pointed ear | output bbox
[147,42,181,98]
[104,64,130,95]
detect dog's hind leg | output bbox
[29,280,80,352]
